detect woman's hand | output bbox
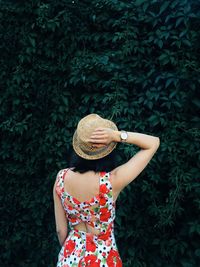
[88,127,116,148]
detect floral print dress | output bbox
[55,168,122,267]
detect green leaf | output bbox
[165,78,175,88]
[192,98,200,108]
[148,114,160,126]
[169,90,177,98]
[99,56,109,65]
[62,96,69,106]
[195,249,200,257]
[176,17,184,27]
[159,1,170,14]
[135,0,147,6]
[158,40,163,48]
[29,37,36,47]
[182,39,191,46]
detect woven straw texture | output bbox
[72,114,118,160]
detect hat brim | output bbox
[72,120,118,160]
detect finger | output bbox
[92,128,105,133]
[90,133,107,138]
[94,127,105,131]
[91,132,104,137]
[88,139,105,144]
[91,132,104,136]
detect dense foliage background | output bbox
[0,0,199,266]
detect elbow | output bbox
[151,137,160,150]
[156,137,160,146]
[154,137,160,149]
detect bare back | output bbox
[63,168,118,202]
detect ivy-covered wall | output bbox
[0,0,199,266]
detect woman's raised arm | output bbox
[111,131,160,193]
[89,128,160,195]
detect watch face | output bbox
[121,132,127,139]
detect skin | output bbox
[53,127,160,246]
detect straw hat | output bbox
[72,114,118,160]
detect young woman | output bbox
[53,113,160,266]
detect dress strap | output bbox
[99,171,113,200]
[98,171,114,235]
[62,168,69,180]
[61,168,71,192]
[55,168,70,196]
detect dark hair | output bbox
[68,148,118,173]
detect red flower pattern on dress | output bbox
[105,238,112,246]
[65,204,73,210]
[78,254,100,267]
[99,227,111,241]
[102,252,106,257]
[86,234,96,252]
[99,194,107,205]
[100,207,111,222]
[107,249,122,267]
[70,217,77,223]
[100,184,109,194]
[73,197,80,205]
[63,240,75,257]
[75,249,82,257]
[74,231,81,238]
